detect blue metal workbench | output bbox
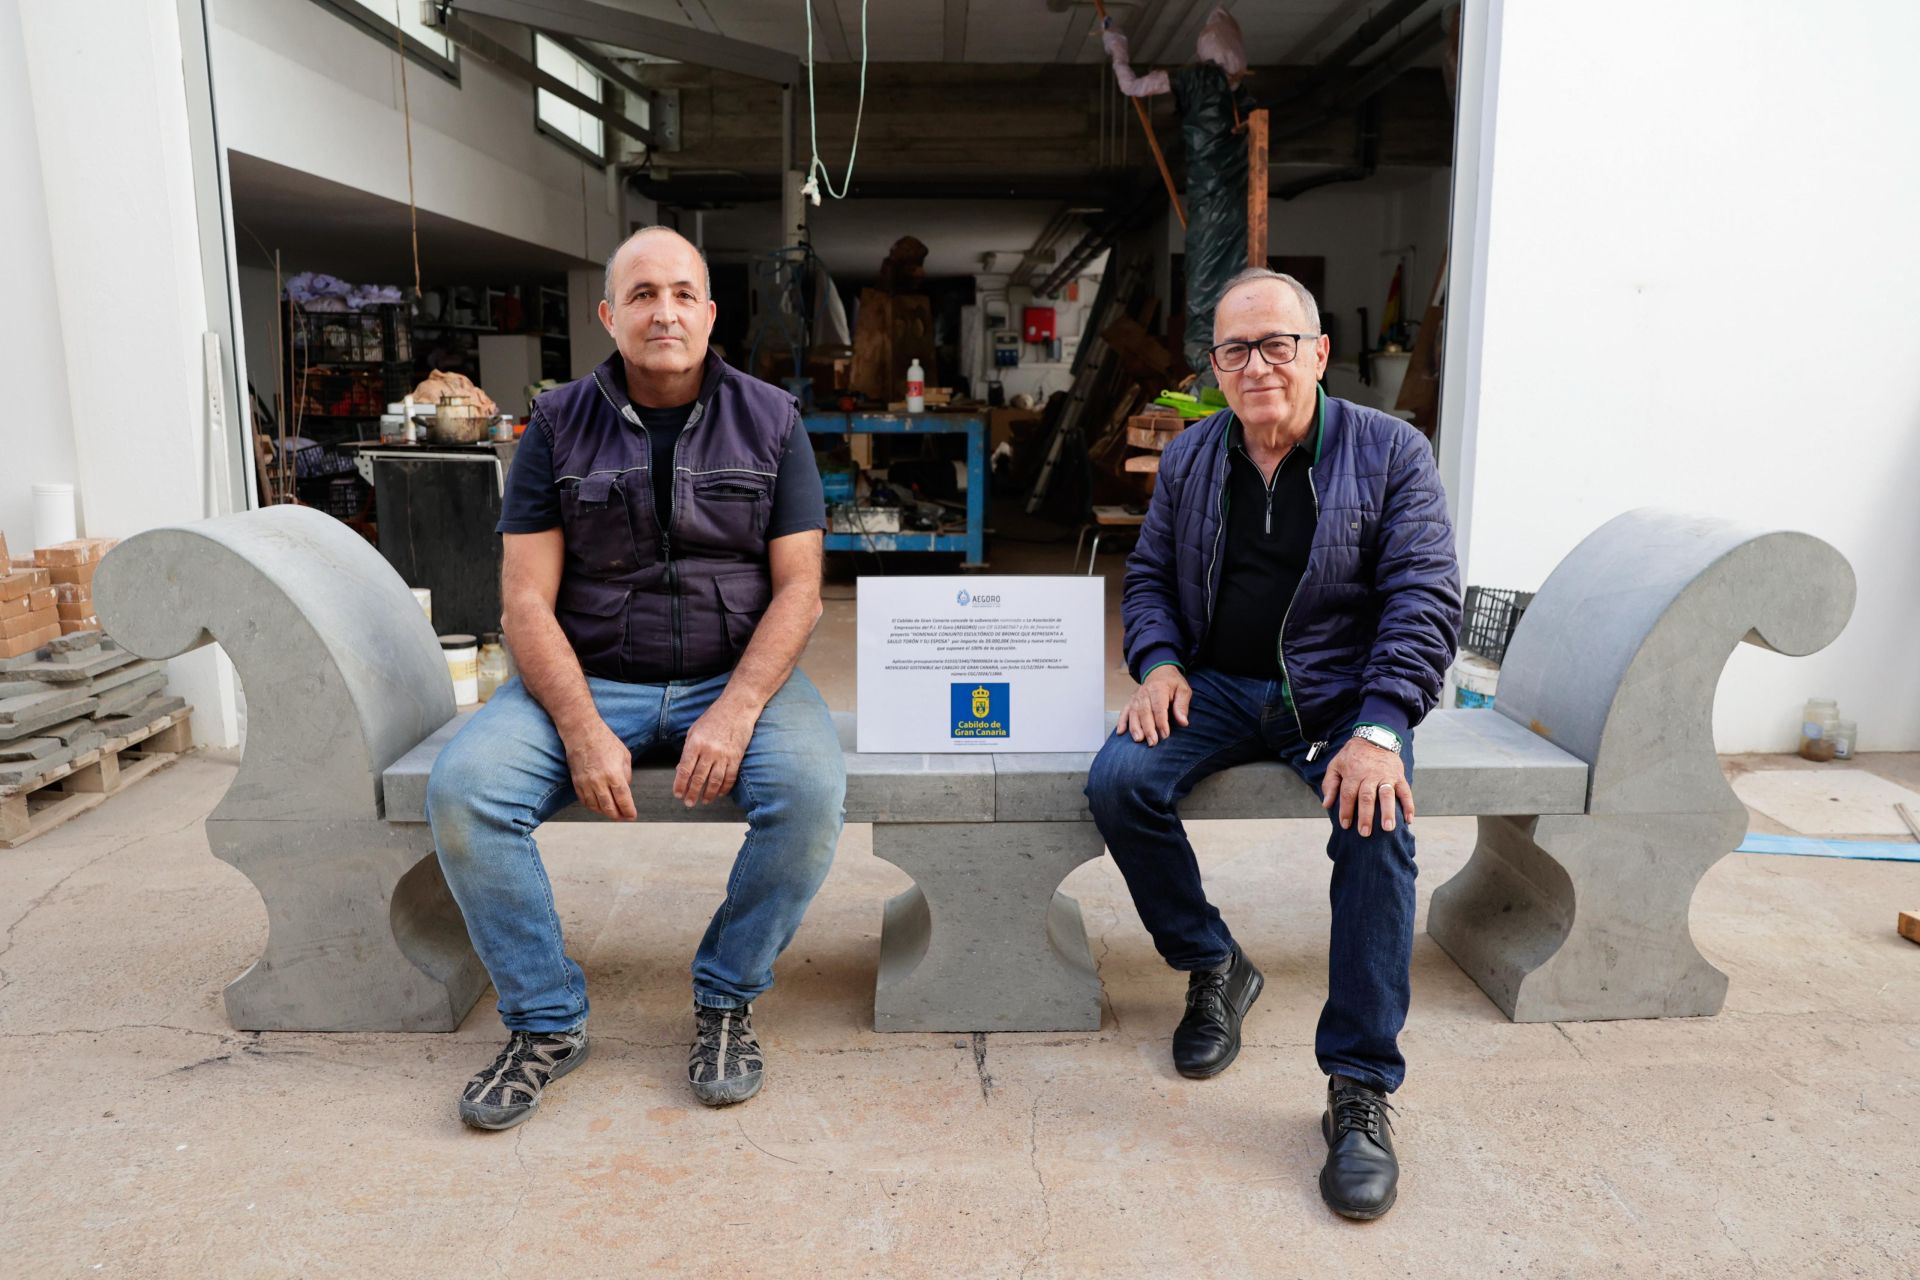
[801,411,988,567]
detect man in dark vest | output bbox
[427,226,843,1131]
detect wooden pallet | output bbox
[0,707,195,848]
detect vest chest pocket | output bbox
[683,471,774,549]
[558,471,647,573]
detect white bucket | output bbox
[32,482,77,549]
[1453,653,1500,709]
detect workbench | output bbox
[801,411,987,568]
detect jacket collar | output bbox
[1223,384,1329,462]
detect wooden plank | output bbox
[1247,108,1269,267]
[1123,455,1160,473]
[1895,803,1920,843]
[1126,426,1181,450]
[0,792,26,841]
[64,751,118,794]
[1900,910,1920,945]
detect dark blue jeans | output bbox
[1085,667,1417,1093]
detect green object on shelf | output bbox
[1150,386,1230,418]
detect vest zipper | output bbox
[665,402,703,679]
[1203,424,1231,630]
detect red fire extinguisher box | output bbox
[1022,306,1057,343]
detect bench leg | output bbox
[872,821,1105,1032]
[208,818,489,1032]
[1427,810,1742,1022]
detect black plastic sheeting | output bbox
[1173,64,1256,376]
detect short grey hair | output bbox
[603,224,711,303]
[1215,267,1321,337]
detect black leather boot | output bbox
[1319,1074,1400,1219]
[1171,946,1263,1078]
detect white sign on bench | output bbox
[855,576,1106,754]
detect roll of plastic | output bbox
[32,482,77,549]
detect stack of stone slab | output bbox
[0,630,184,792]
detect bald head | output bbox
[603,225,710,303]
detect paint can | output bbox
[1452,653,1500,709]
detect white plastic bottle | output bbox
[906,358,925,413]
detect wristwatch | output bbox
[1352,724,1403,754]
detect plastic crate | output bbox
[1459,585,1534,664]
[298,474,368,518]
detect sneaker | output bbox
[457,1029,589,1131]
[687,1003,764,1107]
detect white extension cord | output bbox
[799,0,871,204]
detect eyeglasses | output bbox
[1208,332,1318,372]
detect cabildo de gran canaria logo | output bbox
[950,682,1010,739]
[956,589,970,607]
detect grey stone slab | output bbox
[0,678,58,699]
[990,708,1589,823]
[873,821,1103,1033]
[0,695,100,742]
[11,648,136,683]
[84,658,161,697]
[46,630,102,657]
[90,671,168,718]
[0,687,95,727]
[1428,510,1855,1023]
[0,746,77,789]
[0,648,53,672]
[383,709,998,826]
[42,717,104,753]
[0,735,64,761]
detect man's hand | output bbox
[674,696,758,807]
[1117,665,1192,747]
[565,719,637,822]
[1320,736,1414,837]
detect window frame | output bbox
[532,33,608,165]
[306,0,462,84]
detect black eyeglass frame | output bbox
[1207,331,1322,372]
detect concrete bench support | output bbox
[96,507,485,1031]
[1425,511,1855,1022]
[872,822,1104,1032]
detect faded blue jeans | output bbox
[426,669,846,1032]
[1085,667,1419,1093]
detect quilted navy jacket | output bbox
[1121,391,1462,747]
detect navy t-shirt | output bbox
[496,402,826,539]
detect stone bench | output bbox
[94,505,1854,1034]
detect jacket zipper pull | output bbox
[1306,739,1330,762]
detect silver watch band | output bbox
[1353,724,1402,754]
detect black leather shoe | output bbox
[1319,1074,1399,1219]
[1171,946,1264,1078]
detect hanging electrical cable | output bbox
[798,0,871,204]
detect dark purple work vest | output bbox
[533,350,795,683]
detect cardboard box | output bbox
[0,568,51,602]
[0,621,59,659]
[53,581,91,605]
[47,561,98,588]
[0,587,55,621]
[56,600,96,621]
[58,618,100,635]
[988,407,1044,453]
[0,530,7,566]
[33,537,116,568]
[0,606,58,639]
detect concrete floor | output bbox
[4,530,1918,1277]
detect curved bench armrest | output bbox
[1494,509,1854,815]
[94,506,456,822]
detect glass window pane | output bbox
[345,0,453,59]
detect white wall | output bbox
[210,0,619,266]
[0,0,77,557]
[1450,0,1920,751]
[16,0,243,745]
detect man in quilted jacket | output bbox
[1085,268,1461,1220]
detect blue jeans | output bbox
[1085,667,1418,1093]
[426,669,846,1032]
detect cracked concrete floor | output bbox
[3,752,1918,1278]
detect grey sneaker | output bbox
[688,1004,764,1106]
[458,1029,589,1130]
